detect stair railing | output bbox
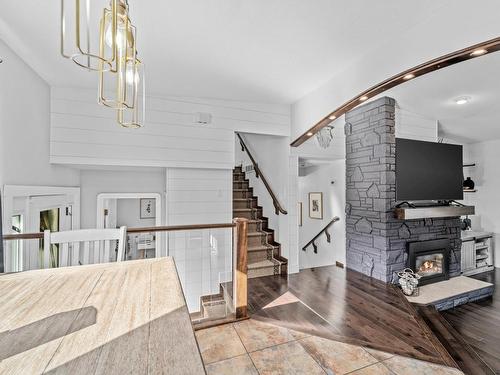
[302,217,340,253]
[236,132,287,215]
[3,220,249,328]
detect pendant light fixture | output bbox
[98,0,145,127]
[60,0,119,71]
[61,0,145,128]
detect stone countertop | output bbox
[0,257,205,374]
[461,230,493,241]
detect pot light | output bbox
[306,132,314,136]
[454,96,470,105]
[359,95,368,101]
[328,115,336,120]
[403,73,415,80]
[470,49,487,57]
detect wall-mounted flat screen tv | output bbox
[396,138,463,201]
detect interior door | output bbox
[25,195,74,270]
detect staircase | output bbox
[233,166,287,278]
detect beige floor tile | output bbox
[299,335,378,374]
[205,354,258,375]
[364,348,395,361]
[195,324,246,364]
[249,341,325,375]
[233,319,295,352]
[383,355,464,375]
[350,363,394,375]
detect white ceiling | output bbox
[383,52,500,144]
[0,0,445,104]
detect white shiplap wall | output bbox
[396,107,438,142]
[166,168,233,312]
[50,87,290,170]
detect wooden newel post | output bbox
[233,217,248,319]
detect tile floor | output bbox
[195,319,464,375]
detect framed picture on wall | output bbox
[308,192,323,219]
[298,202,303,226]
[140,198,156,219]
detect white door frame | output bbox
[96,193,163,256]
[2,185,81,272]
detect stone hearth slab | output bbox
[406,276,494,310]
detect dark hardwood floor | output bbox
[442,268,500,374]
[248,265,457,368]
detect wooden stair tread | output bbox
[247,232,266,237]
[248,245,274,252]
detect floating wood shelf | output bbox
[463,189,477,193]
[463,163,476,168]
[394,205,475,220]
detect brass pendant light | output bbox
[60,0,119,71]
[61,0,145,128]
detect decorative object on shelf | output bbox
[315,125,334,149]
[308,192,323,219]
[460,217,472,231]
[140,198,156,219]
[463,177,475,190]
[397,268,421,296]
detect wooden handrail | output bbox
[2,223,237,241]
[302,217,340,253]
[236,133,287,215]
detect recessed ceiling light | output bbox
[359,95,368,101]
[470,49,487,56]
[403,73,415,80]
[306,132,314,136]
[328,115,336,120]
[454,96,470,105]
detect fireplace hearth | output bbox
[408,239,450,286]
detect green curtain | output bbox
[39,209,59,268]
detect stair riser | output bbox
[233,181,249,189]
[233,208,262,220]
[248,249,270,264]
[247,235,266,247]
[233,190,253,199]
[233,199,258,209]
[248,266,280,279]
[233,174,247,182]
[248,221,268,232]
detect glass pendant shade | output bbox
[117,60,145,128]
[98,10,142,111]
[60,0,119,71]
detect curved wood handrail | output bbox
[302,217,340,253]
[236,133,287,215]
[2,223,237,241]
[291,36,500,147]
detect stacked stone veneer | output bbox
[345,97,461,283]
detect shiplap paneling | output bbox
[50,87,290,169]
[396,107,438,142]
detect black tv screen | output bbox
[396,138,463,201]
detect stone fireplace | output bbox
[345,97,462,283]
[407,239,450,285]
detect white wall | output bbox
[0,41,80,189]
[116,199,156,228]
[50,87,290,170]
[461,140,500,267]
[291,2,500,141]
[79,169,166,229]
[299,160,346,269]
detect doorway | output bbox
[2,185,80,272]
[96,193,163,259]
